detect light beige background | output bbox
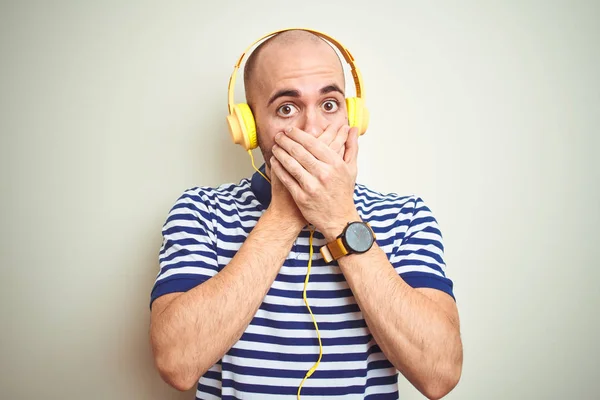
[1,1,598,399]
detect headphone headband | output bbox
[227,28,365,114]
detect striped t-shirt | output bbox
[151,167,454,399]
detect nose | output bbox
[300,108,327,137]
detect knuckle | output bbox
[317,168,331,183]
[297,192,308,206]
[331,157,343,169]
[305,182,317,196]
[291,168,302,182]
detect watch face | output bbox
[345,222,374,253]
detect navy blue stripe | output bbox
[160,248,216,264]
[218,232,254,243]
[267,287,354,299]
[240,332,372,346]
[221,361,371,379]
[204,370,221,381]
[249,317,366,331]
[197,383,221,397]
[369,359,395,370]
[402,272,455,299]
[213,360,394,383]
[396,248,445,265]
[354,189,411,204]
[408,216,438,228]
[365,392,399,399]
[367,375,399,387]
[163,222,213,238]
[274,272,345,284]
[214,218,257,231]
[170,202,211,221]
[158,259,219,275]
[260,301,360,314]
[394,258,444,274]
[401,236,444,252]
[162,237,212,248]
[150,275,206,308]
[221,378,388,396]
[227,344,381,362]
[356,202,405,215]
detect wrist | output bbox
[262,207,304,236]
[321,211,362,242]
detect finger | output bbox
[274,131,321,175]
[330,125,350,157]
[283,126,339,166]
[316,123,339,147]
[344,127,359,164]
[270,156,300,196]
[272,141,319,192]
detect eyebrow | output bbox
[267,84,345,106]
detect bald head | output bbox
[243,30,345,107]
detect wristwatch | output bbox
[320,221,376,263]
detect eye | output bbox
[276,104,298,118]
[321,100,339,113]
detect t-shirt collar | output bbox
[250,163,271,208]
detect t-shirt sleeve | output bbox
[389,197,455,300]
[150,189,219,309]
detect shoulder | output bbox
[172,179,254,211]
[354,183,421,216]
[163,179,255,227]
[178,179,252,202]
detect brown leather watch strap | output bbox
[320,238,348,263]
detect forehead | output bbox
[254,41,345,98]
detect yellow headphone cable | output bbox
[248,154,323,399]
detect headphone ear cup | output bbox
[346,97,369,136]
[226,103,258,150]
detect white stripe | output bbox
[233,339,369,356]
[269,279,349,292]
[160,252,217,268]
[222,371,369,388]
[164,230,214,244]
[160,243,216,260]
[395,252,444,268]
[254,308,363,323]
[392,264,445,277]
[195,390,219,400]
[222,351,387,371]
[220,391,372,400]
[244,324,369,339]
[262,294,357,308]
[157,265,217,281]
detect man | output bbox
[150,29,462,399]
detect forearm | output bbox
[338,244,462,399]
[151,209,301,390]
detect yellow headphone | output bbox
[226,28,370,150]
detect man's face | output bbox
[249,41,348,173]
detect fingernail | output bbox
[285,126,293,133]
[275,132,282,141]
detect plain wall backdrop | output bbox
[1,0,598,399]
